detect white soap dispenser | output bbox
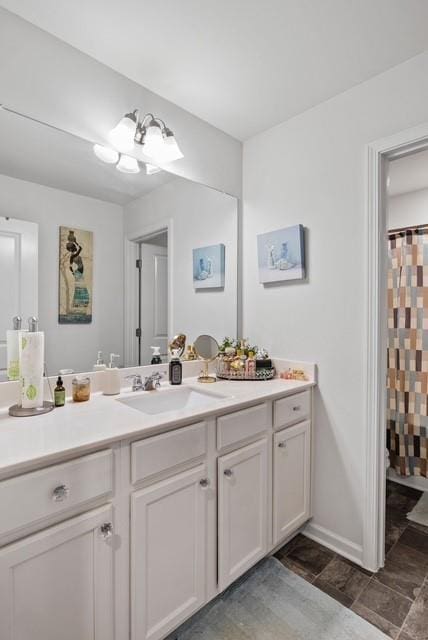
[94,350,107,371]
[102,353,121,395]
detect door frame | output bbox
[364,122,428,571]
[124,219,173,367]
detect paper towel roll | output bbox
[6,330,21,380]
[19,331,44,409]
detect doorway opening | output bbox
[136,229,168,366]
[365,124,428,575]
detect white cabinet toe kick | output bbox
[0,387,313,640]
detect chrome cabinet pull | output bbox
[224,469,233,478]
[52,484,70,502]
[199,478,210,487]
[278,441,287,448]
[100,522,113,539]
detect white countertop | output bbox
[0,377,314,477]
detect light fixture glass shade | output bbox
[144,126,184,163]
[143,122,164,158]
[162,132,184,162]
[109,112,137,152]
[145,163,162,175]
[116,154,140,174]
[93,144,119,164]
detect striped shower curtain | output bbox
[387,228,428,478]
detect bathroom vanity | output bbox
[0,375,314,640]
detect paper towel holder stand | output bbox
[9,401,54,417]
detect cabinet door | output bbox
[218,438,268,590]
[0,505,114,640]
[273,420,311,545]
[131,464,208,640]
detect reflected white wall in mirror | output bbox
[0,108,239,378]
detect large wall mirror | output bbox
[0,107,238,380]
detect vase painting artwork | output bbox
[257,224,305,283]
[193,243,225,289]
[58,227,93,323]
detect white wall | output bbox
[388,188,428,230]
[0,8,242,198]
[125,178,238,345]
[243,51,428,560]
[0,174,124,375]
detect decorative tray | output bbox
[216,365,275,381]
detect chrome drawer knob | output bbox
[100,522,113,539]
[292,405,301,412]
[278,441,287,448]
[199,478,210,487]
[52,484,70,502]
[224,469,233,477]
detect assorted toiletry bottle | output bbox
[169,349,183,385]
[54,376,66,407]
[103,353,121,395]
[151,346,162,365]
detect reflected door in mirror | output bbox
[139,241,168,365]
[0,218,38,374]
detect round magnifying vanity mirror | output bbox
[194,334,219,383]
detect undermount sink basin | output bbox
[117,386,231,416]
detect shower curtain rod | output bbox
[388,223,428,234]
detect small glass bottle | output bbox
[54,375,66,407]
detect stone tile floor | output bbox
[275,480,428,640]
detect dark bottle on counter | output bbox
[169,351,182,385]
[54,376,66,407]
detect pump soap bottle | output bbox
[94,351,107,371]
[151,346,162,365]
[103,353,121,395]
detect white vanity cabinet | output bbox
[0,505,114,640]
[273,420,311,545]
[218,438,268,590]
[131,463,209,640]
[0,384,313,640]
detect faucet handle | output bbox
[145,371,165,389]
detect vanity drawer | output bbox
[274,390,310,429]
[131,421,207,484]
[0,449,113,537]
[217,402,269,450]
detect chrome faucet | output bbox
[125,374,144,392]
[126,372,165,392]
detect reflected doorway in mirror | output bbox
[58,227,93,324]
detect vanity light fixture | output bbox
[110,109,184,163]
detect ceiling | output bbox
[388,148,428,197]
[2,1,428,140]
[0,109,175,205]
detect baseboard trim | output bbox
[303,522,364,567]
